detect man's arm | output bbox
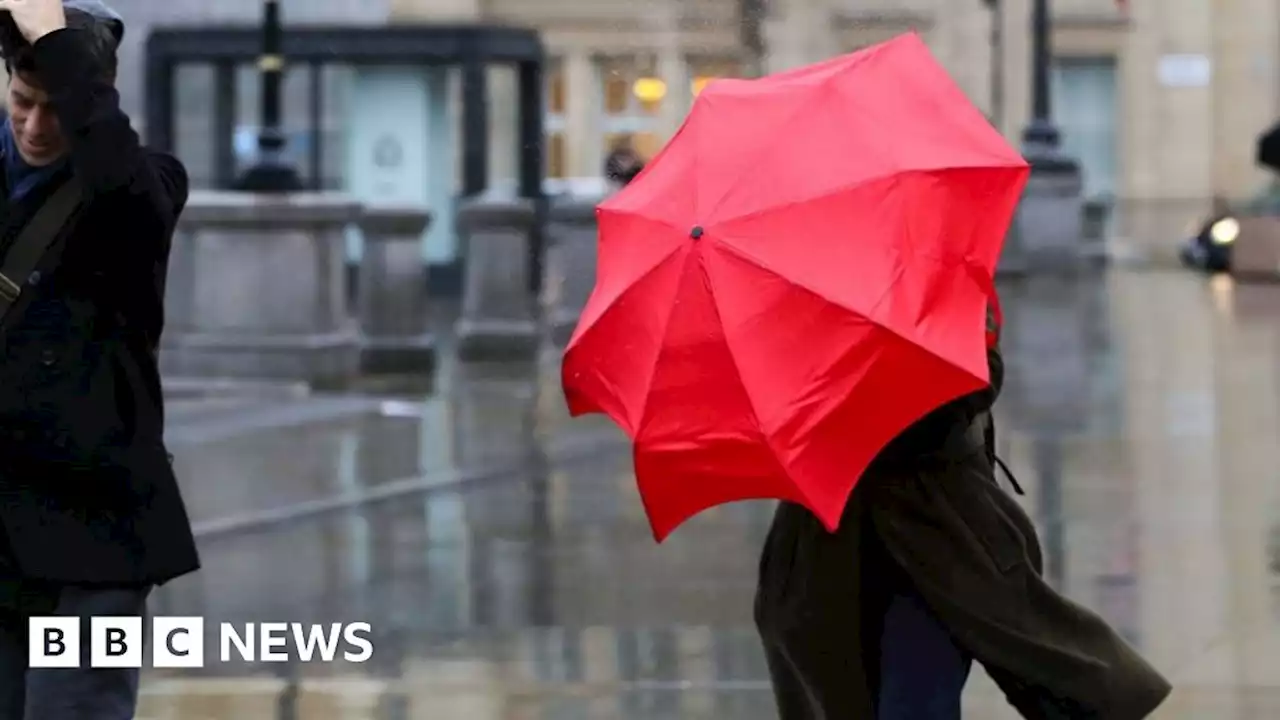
[31,27,185,215]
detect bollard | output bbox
[453,196,541,361]
[356,206,434,374]
[161,191,362,386]
[544,195,601,346]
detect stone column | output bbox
[356,206,434,374]
[162,191,362,386]
[655,0,689,139]
[454,197,541,361]
[487,66,521,195]
[563,50,599,180]
[544,196,601,346]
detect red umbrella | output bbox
[562,33,1029,541]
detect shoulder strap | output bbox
[0,176,84,322]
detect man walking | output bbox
[0,0,199,716]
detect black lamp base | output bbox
[234,159,304,193]
[1020,119,1080,175]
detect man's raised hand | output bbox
[0,0,65,44]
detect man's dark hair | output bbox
[0,9,119,82]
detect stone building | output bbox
[390,0,1280,211]
[1,0,1268,253]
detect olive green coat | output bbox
[754,347,1171,719]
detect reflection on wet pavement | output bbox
[139,270,1280,718]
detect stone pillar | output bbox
[454,197,541,361]
[655,0,689,139]
[544,196,601,346]
[162,191,362,386]
[487,66,520,195]
[563,50,599,180]
[356,206,434,374]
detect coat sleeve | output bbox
[30,27,187,230]
[30,27,188,316]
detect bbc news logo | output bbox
[29,617,374,668]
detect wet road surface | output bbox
[133,269,1280,718]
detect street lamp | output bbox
[235,0,304,192]
[998,0,1083,271]
[1022,0,1076,172]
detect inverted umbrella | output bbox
[562,33,1029,541]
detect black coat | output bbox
[0,28,199,587]
[755,345,1172,718]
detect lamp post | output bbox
[1007,0,1084,269]
[1022,0,1077,172]
[1025,0,1055,150]
[235,0,303,192]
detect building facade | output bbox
[391,0,1280,207]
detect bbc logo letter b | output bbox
[29,617,80,668]
[89,616,143,668]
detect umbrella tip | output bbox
[690,225,704,240]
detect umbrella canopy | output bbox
[562,33,1029,541]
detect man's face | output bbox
[7,73,66,166]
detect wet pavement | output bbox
[133,268,1280,719]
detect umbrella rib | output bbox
[700,252,815,511]
[633,246,695,436]
[568,241,688,437]
[572,212,688,346]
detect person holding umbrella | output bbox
[561,34,1170,719]
[755,300,1170,719]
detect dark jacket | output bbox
[755,341,1172,718]
[0,28,199,587]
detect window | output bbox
[1051,58,1118,201]
[598,55,665,166]
[688,57,744,100]
[545,59,567,179]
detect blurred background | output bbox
[78,0,1280,270]
[6,0,1280,718]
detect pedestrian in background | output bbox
[604,136,644,190]
[0,0,199,717]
